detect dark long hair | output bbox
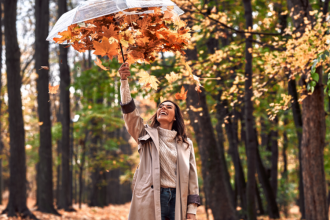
[149,100,189,146]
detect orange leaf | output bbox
[93,36,118,59]
[39,66,49,70]
[94,57,108,70]
[38,122,44,126]
[53,30,71,43]
[175,86,188,100]
[102,24,120,40]
[49,84,59,94]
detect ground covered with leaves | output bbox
[0,198,301,220]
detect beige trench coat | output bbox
[121,99,200,220]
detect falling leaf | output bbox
[165,72,179,83]
[49,84,59,94]
[136,70,159,90]
[190,105,203,112]
[38,122,44,126]
[39,66,49,70]
[175,86,188,100]
[94,57,108,70]
[211,6,217,13]
[93,36,118,59]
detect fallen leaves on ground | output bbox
[0,198,301,220]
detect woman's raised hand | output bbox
[118,63,131,80]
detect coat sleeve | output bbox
[120,80,145,143]
[187,139,201,207]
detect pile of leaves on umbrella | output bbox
[53,6,191,65]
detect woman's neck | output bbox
[159,122,173,130]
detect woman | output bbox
[118,63,200,220]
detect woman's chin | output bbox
[157,117,171,124]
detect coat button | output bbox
[151,185,153,189]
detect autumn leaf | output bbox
[190,105,203,112]
[136,70,159,90]
[165,72,179,83]
[175,86,188,100]
[53,7,191,65]
[38,122,43,126]
[93,36,118,59]
[39,66,49,70]
[53,30,71,43]
[102,24,120,40]
[94,57,108,70]
[49,84,59,94]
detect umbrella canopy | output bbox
[47,0,184,42]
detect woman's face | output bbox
[157,101,176,124]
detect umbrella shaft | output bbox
[119,42,125,63]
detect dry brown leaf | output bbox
[39,66,49,70]
[94,57,109,70]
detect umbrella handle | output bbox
[119,42,126,63]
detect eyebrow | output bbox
[159,104,174,107]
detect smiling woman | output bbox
[118,63,200,220]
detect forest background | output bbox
[0,0,330,219]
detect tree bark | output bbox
[0,1,3,205]
[58,0,72,210]
[185,48,237,220]
[286,0,325,218]
[300,66,328,220]
[287,77,305,218]
[35,0,58,214]
[270,118,278,197]
[223,105,246,212]
[241,0,257,219]
[256,140,280,218]
[2,0,36,218]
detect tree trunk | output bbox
[256,141,280,218]
[2,0,36,218]
[0,1,3,205]
[35,0,58,214]
[287,77,305,218]
[300,66,328,219]
[214,94,234,209]
[241,0,257,219]
[255,182,264,215]
[58,0,72,210]
[185,48,236,220]
[286,0,314,217]
[223,105,246,212]
[270,118,278,197]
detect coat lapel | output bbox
[145,126,160,152]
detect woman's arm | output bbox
[187,139,200,216]
[119,63,145,143]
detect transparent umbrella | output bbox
[47,0,184,42]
